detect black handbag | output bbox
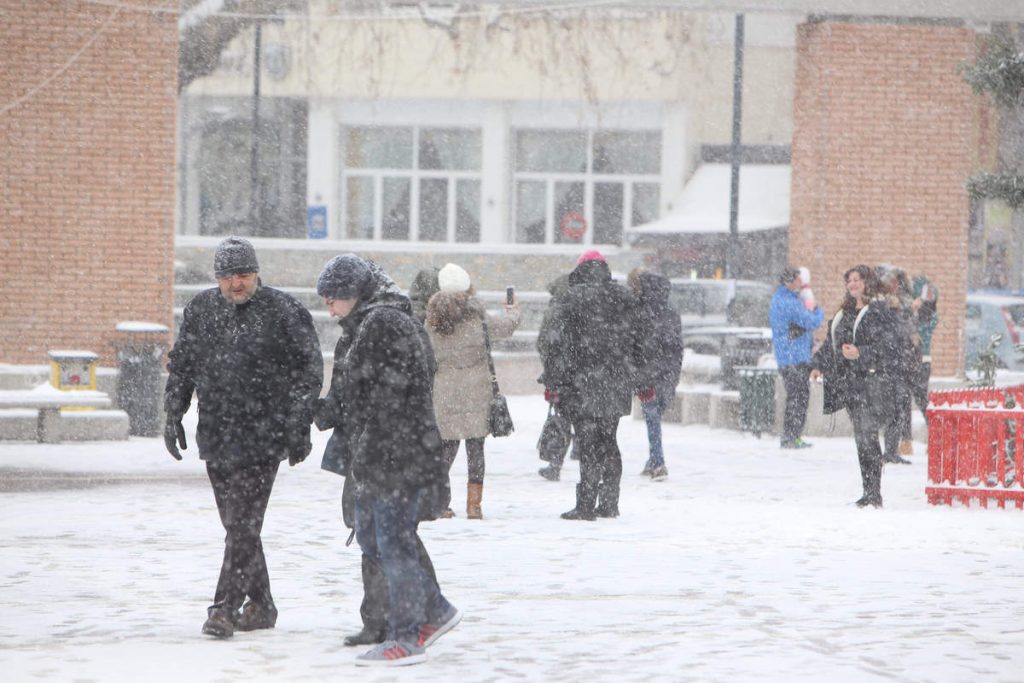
[537,403,571,463]
[482,315,514,437]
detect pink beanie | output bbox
[577,249,605,265]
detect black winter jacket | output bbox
[315,263,446,498]
[538,260,640,420]
[164,283,323,467]
[813,300,899,423]
[634,272,683,410]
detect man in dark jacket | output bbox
[163,236,323,638]
[631,269,683,480]
[314,254,459,667]
[539,250,641,520]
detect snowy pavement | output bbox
[1,394,1023,682]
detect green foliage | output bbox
[970,333,1002,387]
[967,172,1024,208]
[960,35,1024,109]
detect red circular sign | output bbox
[559,212,587,240]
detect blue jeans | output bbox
[641,399,664,468]
[354,487,451,643]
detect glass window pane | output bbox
[455,179,481,242]
[419,128,481,171]
[592,130,661,175]
[632,182,660,226]
[345,126,413,169]
[345,176,374,239]
[553,181,585,245]
[593,182,623,246]
[515,130,586,173]
[419,178,448,242]
[381,177,410,240]
[515,180,546,244]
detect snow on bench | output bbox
[0,385,113,443]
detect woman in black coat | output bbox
[539,251,640,520]
[629,268,683,480]
[812,264,900,508]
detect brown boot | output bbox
[467,483,483,519]
[898,439,914,456]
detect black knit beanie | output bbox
[317,254,372,300]
[214,237,259,278]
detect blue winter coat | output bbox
[769,285,824,368]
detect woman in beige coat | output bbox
[425,263,521,519]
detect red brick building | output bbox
[0,0,177,366]
[789,18,985,377]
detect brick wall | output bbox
[790,20,980,377]
[0,0,177,366]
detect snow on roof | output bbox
[627,163,790,235]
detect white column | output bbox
[479,102,509,244]
[306,99,338,239]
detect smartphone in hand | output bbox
[506,286,515,305]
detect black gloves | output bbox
[164,417,186,461]
[287,417,312,467]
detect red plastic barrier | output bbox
[926,384,1024,508]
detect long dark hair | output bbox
[839,264,881,312]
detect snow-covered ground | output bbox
[2,394,1022,682]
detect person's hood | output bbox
[637,271,670,308]
[568,259,612,287]
[425,290,483,334]
[342,260,412,329]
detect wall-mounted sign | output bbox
[307,205,327,239]
[560,211,587,240]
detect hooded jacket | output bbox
[538,259,640,419]
[315,262,446,497]
[769,284,824,368]
[634,271,683,409]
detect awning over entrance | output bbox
[628,164,791,235]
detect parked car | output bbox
[965,292,1024,372]
[668,278,774,388]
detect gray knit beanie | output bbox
[317,254,372,300]
[213,236,259,278]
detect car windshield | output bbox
[668,281,733,317]
[1006,305,1024,326]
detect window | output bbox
[341,126,482,242]
[512,129,661,246]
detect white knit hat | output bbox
[437,263,471,292]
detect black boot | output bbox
[344,626,386,646]
[561,484,596,521]
[202,606,237,639]
[538,465,560,481]
[236,600,277,631]
[856,456,883,508]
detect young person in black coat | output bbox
[314,254,459,667]
[163,237,323,638]
[811,264,900,508]
[628,268,683,480]
[539,250,641,520]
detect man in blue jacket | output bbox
[769,267,824,449]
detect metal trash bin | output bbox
[737,366,776,437]
[114,322,169,437]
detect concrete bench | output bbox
[0,388,115,443]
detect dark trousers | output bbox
[849,401,883,500]
[206,459,280,612]
[359,533,439,635]
[884,383,913,456]
[573,417,622,513]
[442,437,485,484]
[779,363,811,443]
[911,361,932,419]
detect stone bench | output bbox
[0,388,127,442]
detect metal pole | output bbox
[249,21,262,236]
[727,14,744,279]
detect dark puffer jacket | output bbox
[538,259,641,420]
[634,271,683,411]
[164,282,323,467]
[315,263,446,498]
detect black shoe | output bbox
[595,505,619,518]
[855,494,883,508]
[202,607,236,639]
[236,600,277,631]
[344,626,386,647]
[883,454,911,465]
[560,507,596,521]
[538,466,560,482]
